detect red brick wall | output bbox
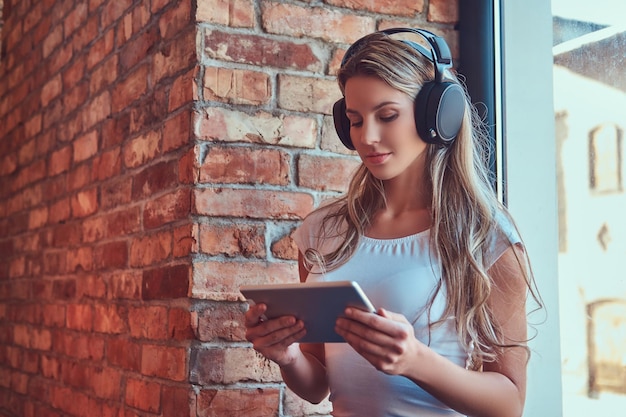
[0,1,457,416]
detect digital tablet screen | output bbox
[240,281,376,343]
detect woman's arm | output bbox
[279,253,329,403]
[335,245,529,417]
[244,252,329,404]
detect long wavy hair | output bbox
[303,32,540,369]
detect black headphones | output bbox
[332,28,466,149]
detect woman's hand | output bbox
[335,307,422,376]
[244,302,307,367]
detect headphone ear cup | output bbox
[415,81,466,145]
[333,98,355,150]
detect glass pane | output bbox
[552,1,626,415]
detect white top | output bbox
[292,206,521,417]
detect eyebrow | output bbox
[345,101,400,115]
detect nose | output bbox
[356,119,380,146]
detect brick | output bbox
[52,222,82,247]
[193,188,313,220]
[63,2,88,38]
[173,223,197,258]
[42,24,63,59]
[122,129,161,168]
[75,275,107,299]
[41,355,61,380]
[90,366,122,400]
[194,107,317,148]
[129,88,169,134]
[161,385,192,417]
[88,29,115,70]
[93,303,127,334]
[28,207,49,230]
[101,113,130,149]
[191,260,298,301]
[190,347,279,384]
[9,257,26,278]
[326,0,424,16]
[278,74,340,114]
[23,1,44,33]
[142,263,190,300]
[99,177,132,210]
[131,160,178,199]
[41,304,66,328]
[24,115,42,141]
[197,0,255,27]
[203,67,271,105]
[42,250,64,276]
[90,55,118,95]
[93,240,128,271]
[119,25,160,72]
[62,56,86,90]
[82,91,111,130]
[66,304,93,331]
[104,206,142,238]
[168,69,195,112]
[284,388,333,416]
[202,29,322,72]
[70,188,98,218]
[152,29,196,84]
[198,146,290,186]
[0,153,18,176]
[73,131,98,163]
[163,109,191,152]
[67,164,92,191]
[92,147,121,181]
[297,153,360,192]
[429,0,459,23]
[196,302,248,342]
[271,232,298,260]
[128,305,167,340]
[261,3,375,43]
[62,82,89,117]
[55,331,104,361]
[52,279,76,299]
[197,388,280,417]
[198,222,265,258]
[108,270,143,300]
[112,64,148,113]
[106,337,142,371]
[141,344,187,381]
[48,146,72,176]
[158,0,192,39]
[125,377,161,413]
[169,307,194,341]
[143,188,190,229]
[129,230,173,267]
[41,75,62,107]
[101,0,133,30]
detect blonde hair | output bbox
[303,33,539,369]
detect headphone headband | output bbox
[333,27,466,149]
[341,28,454,83]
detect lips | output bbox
[365,152,391,165]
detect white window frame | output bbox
[499,1,564,416]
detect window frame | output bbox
[499,1,564,416]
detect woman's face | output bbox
[343,75,427,181]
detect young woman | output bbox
[244,29,541,417]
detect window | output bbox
[552,1,626,415]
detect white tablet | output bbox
[240,280,376,343]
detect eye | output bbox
[347,116,362,127]
[380,114,399,123]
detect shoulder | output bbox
[484,207,524,269]
[292,200,344,252]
